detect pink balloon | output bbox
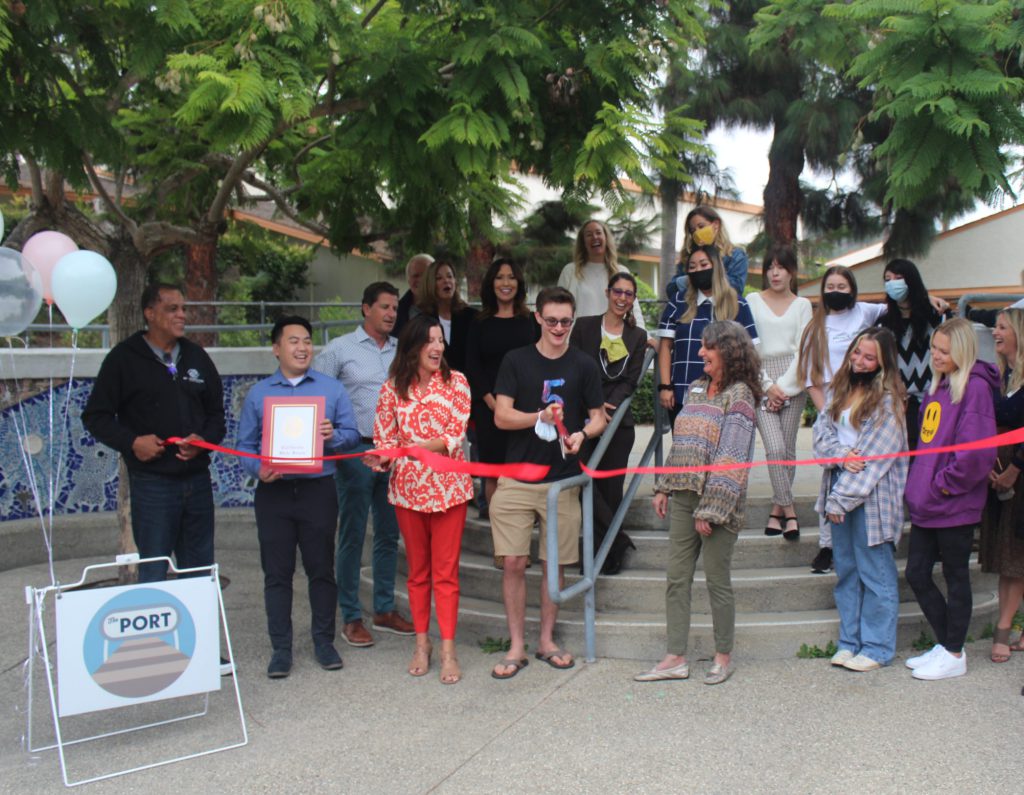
[22,231,79,304]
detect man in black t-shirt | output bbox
[489,287,606,679]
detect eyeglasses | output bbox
[541,317,574,328]
[609,288,636,299]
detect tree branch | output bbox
[238,172,330,238]
[82,153,139,236]
[133,220,201,257]
[23,156,44,205]
[362,0,388,28]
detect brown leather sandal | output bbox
[991,627,1012,663]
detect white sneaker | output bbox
[843,653,882,672]
[912,648,967,680]
[830,649,855,667]
[905,644,945,670]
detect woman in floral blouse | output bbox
[364,314,474,684]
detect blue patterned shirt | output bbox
[656,292,759,405]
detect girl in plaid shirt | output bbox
[812,327,908,672]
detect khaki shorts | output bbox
[489,477,581,564]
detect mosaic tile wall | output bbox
[0,376,262,522]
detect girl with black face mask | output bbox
[811,327,909,673]
[797,266,887,573]
[656,245,759,419]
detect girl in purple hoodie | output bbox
[904,318,998,681]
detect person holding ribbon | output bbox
[656,244,758,419]
[747,246,812,540]
[979,309,1024,664]
[363,314,474,685]
[877,259,947,450]
[570,271,648,574]
[812,327,908,673]
[667,205,749,300]
[237,316,361,679]
[903,318,998,679]
[636,320,760,686]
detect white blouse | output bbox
[746,292,812,396]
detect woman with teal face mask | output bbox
[877,259,947,450]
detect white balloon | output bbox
[0,247,43,337]
[51,251,118,330]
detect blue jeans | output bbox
[831,502,899,664]
[128,470,215,582]
[334,442,399,623]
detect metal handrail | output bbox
[544,345,663,663]
[956,293,1023,319]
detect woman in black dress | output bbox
[465,258,538,509]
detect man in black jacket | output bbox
[83,283,226,584]
[392,253,432,338]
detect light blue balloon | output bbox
[51,250,118,330]
[0,247,43,337]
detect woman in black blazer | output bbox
[570,271,648,573]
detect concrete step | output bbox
[459,519,913,570]
[396,549,993,614]
[364,579,1001,662]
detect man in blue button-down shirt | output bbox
[237,316,360,679]
[313,282,415,649]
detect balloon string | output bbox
[46,331,78,585]
[3,340,51,584]
[168,424,1024,480]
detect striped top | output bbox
[655,379,757,532]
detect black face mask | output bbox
[848,368,880,387]
[823,291,855,311]
[690,269,714,292]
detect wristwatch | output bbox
[657,383,673,392]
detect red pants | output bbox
[394,503,467,640]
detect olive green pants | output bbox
[666,490,738,655]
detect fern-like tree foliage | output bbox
[0,0,706,318]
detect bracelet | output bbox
[580,427,588,440]
[657,384,673,392]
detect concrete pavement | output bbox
[2,425,1022,792]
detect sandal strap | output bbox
[993,626,1012,645]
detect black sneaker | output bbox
[315,643,344,671]
[220,656,234,677]
[267,649,292,679]
[811,546,833,574]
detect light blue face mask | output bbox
[885,278,909,302]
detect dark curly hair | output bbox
[700,320,763,403]
[389,314,450,400]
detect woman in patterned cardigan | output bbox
[635,321,761,686]
[365,314,474,685]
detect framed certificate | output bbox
[261,396,325,474]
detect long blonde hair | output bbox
[928,318,976,404]
[829,327,905,430]
[682,205,735,258]
[676,245,738,324]
[416,260,468,316]
[797,265,857,389]
[573,219,619,279]
[996,308,1024,394]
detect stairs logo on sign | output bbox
[84,589,197,698]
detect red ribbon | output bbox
[165,437,551,481]
[168,424,1024,483]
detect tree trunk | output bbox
[762,121,805,249]
[184,238,217,347]
[659,177,681,295]
[464,236,494,299]
[107,230,147,344]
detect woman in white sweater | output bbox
[746,247,812,540]
[558,219,645,329]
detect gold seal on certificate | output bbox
[261,396,326,474]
